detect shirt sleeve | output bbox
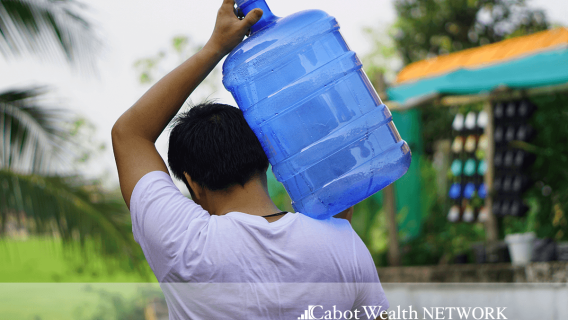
[130,171,210,281]
[352,233,390,319]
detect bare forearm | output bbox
[113,0,262,143]
[113,43,224,142]
[111,1,263,207]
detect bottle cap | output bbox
[464,182,476,199]
[494,103,505,119]
[451,159,463,176]
[505,126,516,142]
[494,126,504,144]
[463,206,475,222]
[451,136,464,153]
[518,100,536,118]
[477,111,488,129]
[465,112,477,130]
[478,206,488,222]
[449,183,462,199]
[463,158,477,176]
[448,205,461,222]
[464,135,477,153]
[452,113,465,131]
[506,102,516,118]
[477,160,487,175]
[494,151,503,167]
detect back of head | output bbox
[168,102,269,193]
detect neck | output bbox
[202,175,280,218]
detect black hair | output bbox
[168,102,269,193]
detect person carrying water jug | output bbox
[112,0,390,319]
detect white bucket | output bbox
[505,232,535,266]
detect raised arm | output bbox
[111,0,262,208]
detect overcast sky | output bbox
[1,0,566,188]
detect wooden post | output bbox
[144,300,157,320]
[433,140,451,200]
[383,184,401,266]
[375,71,401,266]
[483,101,500,261]
[374,71,388,100]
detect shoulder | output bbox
[129,171,209,246]
[296,213,356,234]
[293,214,364,251]
[132,171,178,200]
[130,171,197,212]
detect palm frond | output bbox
[0,88,149,274]
[0,0,99,68]
[0,169,148,273]
[0,86,77,174]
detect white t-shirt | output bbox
[131,171,389,320]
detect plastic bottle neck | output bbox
[236,0,279,34]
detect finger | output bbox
[222,0,235,7]
[221,0,236,12]
[241,8,263,28]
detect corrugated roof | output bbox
[395,28,568,85]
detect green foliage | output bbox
[351,196,390,266]
[400,159,485,265]
[133,51,166,85]
[0,1,144,275]
[501,198,537,235]
[392,0,549,64]
[1,88,69,173]
[0,0,100,69]
[0,170,149,273]
[511,93,568,241]
[486,93,568,241]
[420,105,457,157]
[79,285,165,320]
[0,87,146,273]
[400,93,568,265]
[133,34,218,105]
[0,283,148,319]
[0,87,92,174]
[133,35,214,94]
[0,238,153,282]
[361,26,401,86]
[266,170,294,213]
[359,0,562,267]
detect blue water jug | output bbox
[223,0,411,219]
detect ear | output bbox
[184,172,204,200]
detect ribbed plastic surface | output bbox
[223,0,411,219]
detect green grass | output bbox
[0,238,154,282]
[0,283,160,320]
[0,238,159,319]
